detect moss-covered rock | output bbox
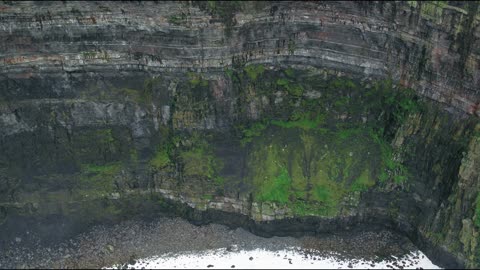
[244,125,384,217]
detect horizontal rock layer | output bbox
[0,1,478,112]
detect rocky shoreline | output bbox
[0,193,466,269]
[1,216,423,269]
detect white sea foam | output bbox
[107,247,441,269]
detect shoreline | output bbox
[0,198,464,269]
[109,247,440,269]
[1,216,427,269]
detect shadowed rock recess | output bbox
[0,1,479,268]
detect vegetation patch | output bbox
[188,72,209,88]
[271,112,325,130]
[74,68,422,218]
[350,169,375,192]
[284,68,295,78]
[181,147,215,178]
[149,147,172,170]
[78,162,122,195]
[239,121,268,146]
[214,176,225,186]
[81,163,121,175]
[233,69,421,212]
[178,132,222,179]
[244,64,265,81]
[256,166,292,204]
[370,129,409,184]
[202,194,213,200]
[276,77,304,97]
[246,125,382,217]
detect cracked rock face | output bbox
[0,1,479,269]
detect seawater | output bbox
[107,247,440,269]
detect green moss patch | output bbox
[275,77,304,97]
[239,121,268,146]
[350,169,375,192]
[256,166,291,203]
[244,64,265,81]
[178,132,223,180]
[77,162,122,196]
[181,147,215,178]
[271,112,326,131]
[81,163,121,175]
[370,130,409,184]
[149,147,172,170]
[246,125,382,217]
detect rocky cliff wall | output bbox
[0,1,480,268]
[0,1,478,112]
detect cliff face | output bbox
[0,1,479,112]
[0,1,480,268]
